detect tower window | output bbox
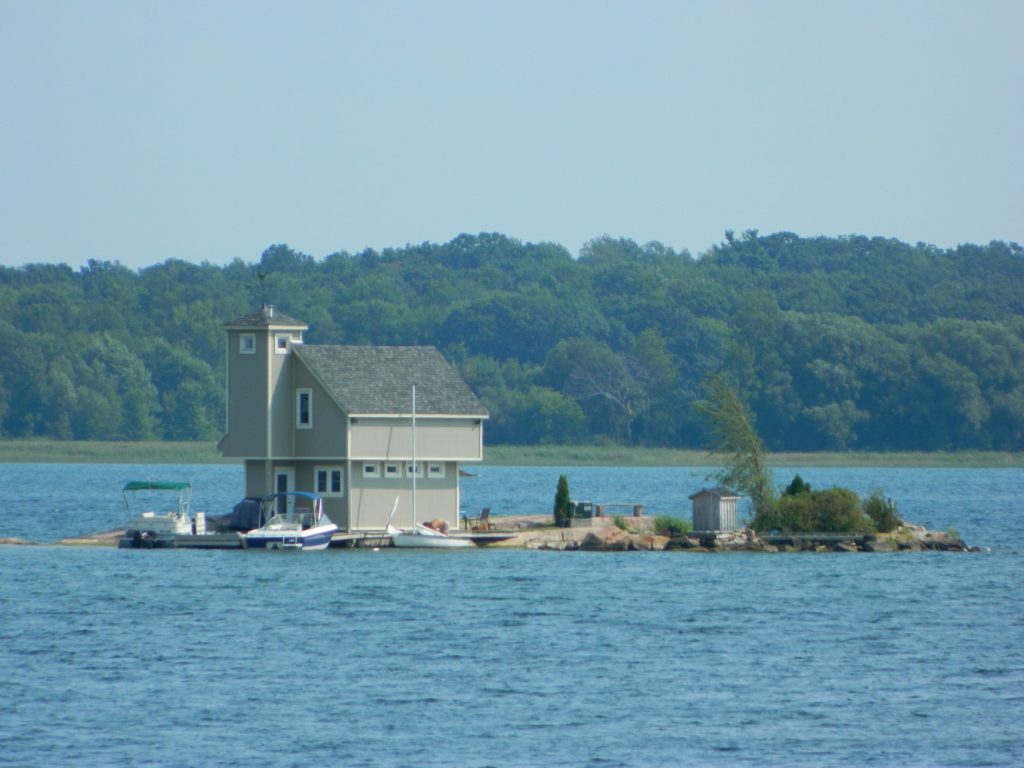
[296,389,312,428]
[239,334,256,354]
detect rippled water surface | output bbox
[1,464,1022,767]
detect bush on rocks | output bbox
[754,486,875,534]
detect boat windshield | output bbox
[258,494,324,528]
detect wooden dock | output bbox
[107,527,519,550]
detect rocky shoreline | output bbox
[482,515,978,552]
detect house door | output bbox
[275,468,295,515]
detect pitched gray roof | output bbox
[688,487,740,500]
[222,305,308,328]
[294,344,488,417]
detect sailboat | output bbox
[387,385,474,549]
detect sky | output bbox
[2,0,1022,270]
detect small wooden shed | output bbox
[689,487,741,533]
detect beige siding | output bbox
[349,418,483,460]
[289,460,349,529]
[221,330,269,456]
[348,473,459,531]
[269,340,304,457]
[322,496,349,530]
[293,365,349,458]
[244,460,270,498]
[222,327,305,458]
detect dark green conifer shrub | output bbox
[553,474,571,528]
[783,474,811,496]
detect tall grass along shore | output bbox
[0,439,1019,468]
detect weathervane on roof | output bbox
[257,270,269,307]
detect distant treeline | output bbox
[2,231,1022,451]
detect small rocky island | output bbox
[2,515,975,552]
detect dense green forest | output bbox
[1,231,1022,451]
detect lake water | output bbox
[1,463,1022,766]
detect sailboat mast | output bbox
[411,384,417,528]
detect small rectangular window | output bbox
[384,463,402,480]
[405,461,423,478]
[275,334,290,354]
[362,462,380,478]
[239,334,256,354]
[296,389,312,428]
[427,463,445,479]
[315,467,344,497]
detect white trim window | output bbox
[275,334,291,354]
[427,462,445,479]
[384,463,402,480]
[296,389,312,429]
[315,466,344,497]
[239,333,256,355]
[405,461,423,479]
[362,462,380,478]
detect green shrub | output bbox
[553,474,571,528]
[613,516,630,531]
[814,488,873,532]
[863,489,902,533]
[654,516,692,537]
[753,493,814,533]
[753,487,875,534]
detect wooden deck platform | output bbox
[110,527,520,550]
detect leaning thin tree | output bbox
[695,375,775,522]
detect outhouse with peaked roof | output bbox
[689,487,741,533]
[218,305,488,532]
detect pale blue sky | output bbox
[2,0,1021,269]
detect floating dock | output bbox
[116,529,517,549]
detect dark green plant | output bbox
[612,515,630,531]
[753,487,874,534]
[863,489,902,532]
[553,474,571,528]
[653,515,692,537]
[783,474,811,496]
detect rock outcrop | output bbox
[489,513,979,552]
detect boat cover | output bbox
[229,497,263,531]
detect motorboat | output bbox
[243,492,338,551]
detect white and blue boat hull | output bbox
[243,524,337,551]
